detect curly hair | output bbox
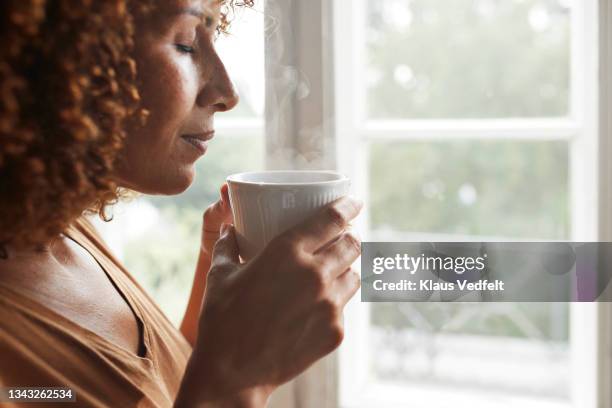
[0,0,253,254]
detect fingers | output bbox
[211,224,240,268]
[220,183,230,205]
[203,184,234,236]
[293,196,363,253]
[313,231,361,280]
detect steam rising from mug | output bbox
[227,171,350,261]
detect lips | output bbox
[181,131,215,142]
[180,131,214,154]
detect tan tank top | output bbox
[0,217,192,407]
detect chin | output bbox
[160,168,196,195]
[126,166,196,196]
[160,179,193,195]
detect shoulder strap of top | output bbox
[66,216,148,295]
[69,216,113,256]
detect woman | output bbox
[0,1,362,407]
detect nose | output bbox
[196,51,239,112]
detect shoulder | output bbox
[66,215,115,257]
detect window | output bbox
[333,0,603,407]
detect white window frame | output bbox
[595,2,612,406]
[263,0,612,407]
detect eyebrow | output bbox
[179,7,205,19]
[177,6,216,27]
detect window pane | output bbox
[372,303,569,340]
[366,139,570,402]
[369,140,570,239]
[366,0,571,119]
[370,303,569,398]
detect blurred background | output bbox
[93,0,606,407]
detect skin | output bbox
[0,1,363,407]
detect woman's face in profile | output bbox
[115,0,238,195]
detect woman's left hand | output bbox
[180,184,233,346]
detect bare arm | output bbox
[180,184,232,346]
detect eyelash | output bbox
[175,44,195,54]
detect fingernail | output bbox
[352,196,364,209]
[222,186,230,203]
[341,196,363,213]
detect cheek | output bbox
[139,50,199,134]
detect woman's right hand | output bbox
[175,196,363,408]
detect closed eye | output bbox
[175,43,195,54]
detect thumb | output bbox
[211,224,240,267]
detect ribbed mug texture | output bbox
[227,171,350,261]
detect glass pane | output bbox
[366,0,571,119]
[372,303,569,340]
[369,140,570,239]
[370,303,570,398]
[215,6,265,119]
[367,139,570,400]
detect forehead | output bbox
[155,0,221,21]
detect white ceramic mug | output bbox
[226,170,351,261]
